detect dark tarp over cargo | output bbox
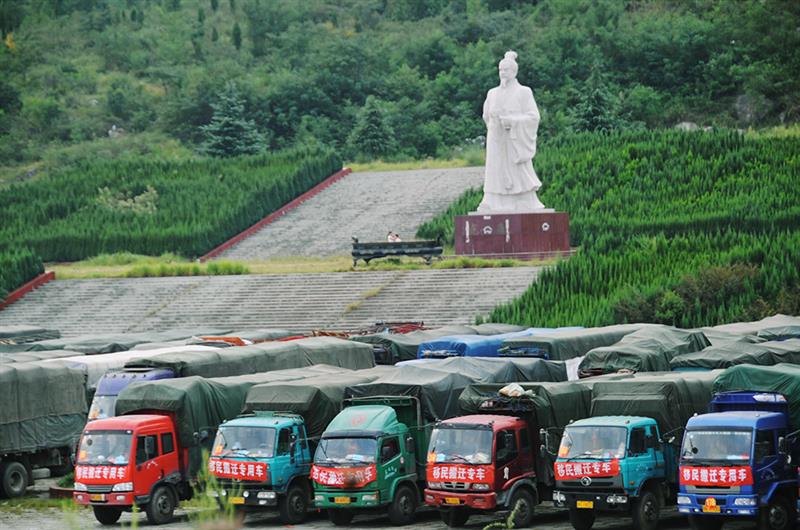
[244,370,387,438]
[706,314,800,338]
[125,337,375,377]
[351,325,480,364]
[0,350,84,363]
[471,324,527,335]
[114,365,358,475]
[345,357,566,422]
[417,327,581,358]
[0,325,60,344]
[497,324,645,360]
[670,339,800,370]
[0,362,87,453]
[578,326,711,376]
[713,363,800,429]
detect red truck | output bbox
[424,414,538,527]
[72,414,194,525]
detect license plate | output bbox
[703,504,721,513]
[576,500,594,509]
[334,497,351,504]
[89,494,105,502]
[229,497,245,505]
[445,497,461,505]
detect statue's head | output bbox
[498,50,518,82]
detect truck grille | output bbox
[442,482,469,491]
[87,485,113,494]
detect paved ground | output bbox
[0,268,540,336]
[217,167,484,260]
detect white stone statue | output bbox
[477,51,547,213]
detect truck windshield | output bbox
[429,427,492,464]
[315,437,377,465]
[78,431,132,465]
[560,426,627,460]
[681,430,752,464]
[212,426,276,458]
[88,395,117,421]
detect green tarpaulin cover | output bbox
[713,363,800,429]
[498,324,646,360]
[472,324,527,335]
[0,350,83,363]
[0,325,60,343]
[578,326,711,376]
[125,337,374,377]
[706,314,800,337]
[0,362,87,453]
[351,325,480,363]
[670,339,800,370]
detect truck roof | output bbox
[569,416,655,428]
[84,414,171,431]
[686,410,787,430]
[95,368,174,395]
[325,405,399,435]
[440,414,522,430]
[222,412,302,429]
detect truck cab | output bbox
[424,414,537,528]
[678,391,797,530]
[553,416,671,530]
[89,369,175,421]
[73,414,191,526]
[312,397,419,526]
[207,412,314,524]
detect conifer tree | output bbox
[232,22,242,50]
[211,0,219,12]
[347,96,397,159]
[211,27,219,42]
[201,81,264,157]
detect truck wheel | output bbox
[632,489,660,530]
[278,483,308,524]
[509,488,535,528]
[0,461,28,498]
[92,506,122,525]
[327,509,354,526]
[688,515,722,530]
[145,485,176,525]
[439,508,470,527]
[568,506,595,530]
[759,496,795,530]
[388,485,417,525]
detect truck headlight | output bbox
[606,495,627,504]
[362,493,378,502]
[314,494,324,503]
[553,491,565,503]
[111,482,133,492]
[257,491,276,499]
[472,483,490,491]
[734,497,757,506]
[74,482,87,492]
[428,482,444,489]
[677,496,691,505]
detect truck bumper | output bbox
[314,489,382,509]
[73,491,135,506]
[207,488,279,507]
[677,494,758,517]
[424,488,497,510]
[553,490,630,512]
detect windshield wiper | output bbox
[222,449,259,461]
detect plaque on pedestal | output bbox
[454,211,570,259]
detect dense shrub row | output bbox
[0,249,44,300]
[0,148,341,262]
[416,130,800,328]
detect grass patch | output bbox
[0,496,70,513]
[348,157,477,173]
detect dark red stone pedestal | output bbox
[454,211,571,259]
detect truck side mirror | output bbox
[778,436,787,455]
[539,444,547,459]
[405,436,414,454]
[145,436,155,457]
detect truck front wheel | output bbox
[439,507,470,527]
[92,506,122,525]
[145,485,176,525]
[278,483,308,524]
[509,488,535,528]
[632,489,660,530]
[388,485,417,525]
[758,496,795,530]
[327,508,354,526]
[0,461,28,498]
[568,506,595,530]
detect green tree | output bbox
[211,26,218,42]
[210,0,219,12]
[347,96,397,159]
[232,22,241,50]
[572,65,623,132]
[201,81,264,157]
[198,8,205,24]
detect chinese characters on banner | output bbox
[75,466,128,480]
[554,460,620,480]
[310,464,377,488]
[679,466,753,487]
[208,458,268,481]
[426,464,495,484]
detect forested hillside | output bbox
[1,0,799,176]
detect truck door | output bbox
[134,432,162,493]
[495,429,519,486]
[518,426,534,473]
[380,436,402,479]
[271,428,292,487]
[754,428,779,497]
[627,427,654,489]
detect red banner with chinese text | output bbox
[426,464,494,484]
[554,460,620,480]
[679,465,753,487]
[75,465,129,481]
[208,458,268,481]
[310,464,377,488]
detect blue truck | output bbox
[678,391,798,530]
